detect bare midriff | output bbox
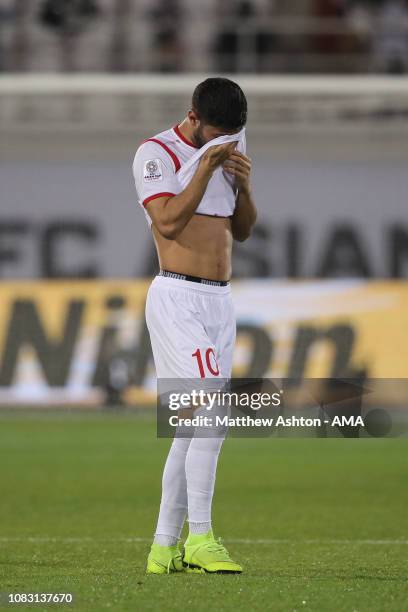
[151,214,233,281]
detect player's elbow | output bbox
[233,229,251,242]
[233,217,257,242]
[157,220,182,240]
[151,209,182,239]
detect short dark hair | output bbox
[192,77,247,130]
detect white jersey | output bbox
[132,124,246,226]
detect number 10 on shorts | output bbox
[192,348,220,378]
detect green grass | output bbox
[0,411,407,611]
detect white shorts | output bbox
[146,275,236,379]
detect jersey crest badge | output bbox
[143,159,163,182]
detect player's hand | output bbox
[223,151,252,192]
[199,142,237,174]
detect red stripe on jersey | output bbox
[143,192,175,207]
[143,138,181,172]
[173,124,198,148]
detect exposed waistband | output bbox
[159,269,230,287]
[152,272,231,295]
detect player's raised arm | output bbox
[145,142,236,240]
[224,150,257,242]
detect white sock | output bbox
[188,521,212,535]
[185,435,224,525]
[154,436,191,540]
[153,534,179,546]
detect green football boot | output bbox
[182,529,243,574]
[146,542,184,574]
